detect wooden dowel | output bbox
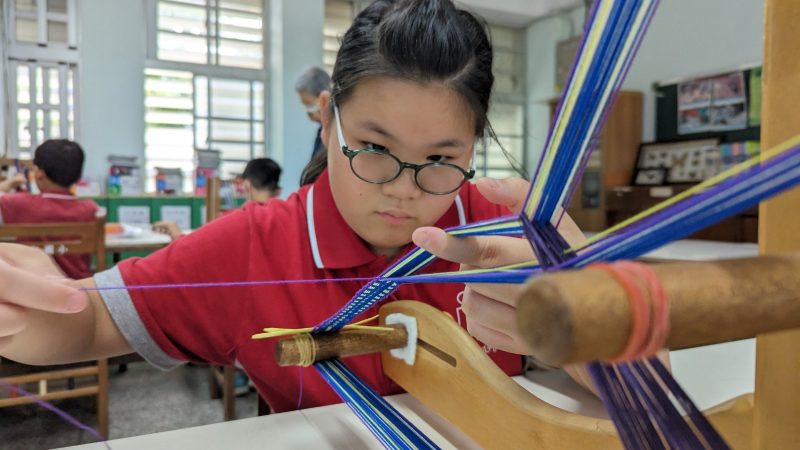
[276,324,408,367]
[516,254,800,366]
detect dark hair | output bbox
[33,139,85,187]
[243,158,282,192]
[301,0,498,185]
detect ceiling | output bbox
[456,0,585,27]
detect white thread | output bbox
[455,290,465,327]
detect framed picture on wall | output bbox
[633,138,720,185]
[633,168,667,186]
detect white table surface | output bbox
[642,239,758,261]
[105,230,172,250]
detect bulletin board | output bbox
[655,68,761,142]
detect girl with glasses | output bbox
[0,0,585,414]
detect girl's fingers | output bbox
[467,282,522,308]
[0,303,28,336]
[472,177,532,214]
[460,287,518,332]
[0,258,88,314]
[461,287,532,355]
[466,320,529,355]
[413,227,534,269]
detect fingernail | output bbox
[65,291,88,313]
[415,229,431,247]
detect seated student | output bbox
[153,158,283,240]
[0,139,98,279]
[240,157,282,204]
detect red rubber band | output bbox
[588,261,669,362]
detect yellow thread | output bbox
[525,0,614,218]
[252,314,393,340]
[294,333,316,367]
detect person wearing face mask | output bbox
[295,66,332,160]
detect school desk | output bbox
[105,228,172,263]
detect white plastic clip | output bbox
[385,313,418,366]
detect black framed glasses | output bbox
[334,105,475,195]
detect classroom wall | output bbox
[269,0,325,196]
[524,0,764,168]
[78,0,147,188]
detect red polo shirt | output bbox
[0,190,98,279]
[98,169,523,412]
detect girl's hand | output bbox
[412,177,586,355]
[0,244,90,353]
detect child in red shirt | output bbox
[0,139,98,279]
[153,157,283,239]
[0,0,585,414]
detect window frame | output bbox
[323,0,354,75]
[7,61,78,158]
[3,0,80,157]
[143,0,269,191]
[482,24,528,179]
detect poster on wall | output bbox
[678,72,747,134]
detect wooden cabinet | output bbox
[550,91,643,232]
[605,186,758,242]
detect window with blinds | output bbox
[156,0,264,70]
[323,0,354,75]
[482,25,526,180]
[3,0,80,157]
[144,68,264,192]
[145,0,266,192]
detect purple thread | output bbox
[82,276,386,292]
[296,367,304,410]
[0,380,110,448]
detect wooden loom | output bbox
[384,1,799,448]
[276,1,799,448]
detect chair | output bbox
[205,176,222,224]
[204,176,239,420]
[0,216,109,438]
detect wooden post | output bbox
[95,215,107,272]
[754,1,800,448]
[515,255,800,366]
[276,325,408,367]
[206,177,221,223]
[97,359,109,439]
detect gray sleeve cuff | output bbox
[95,266,185,370]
